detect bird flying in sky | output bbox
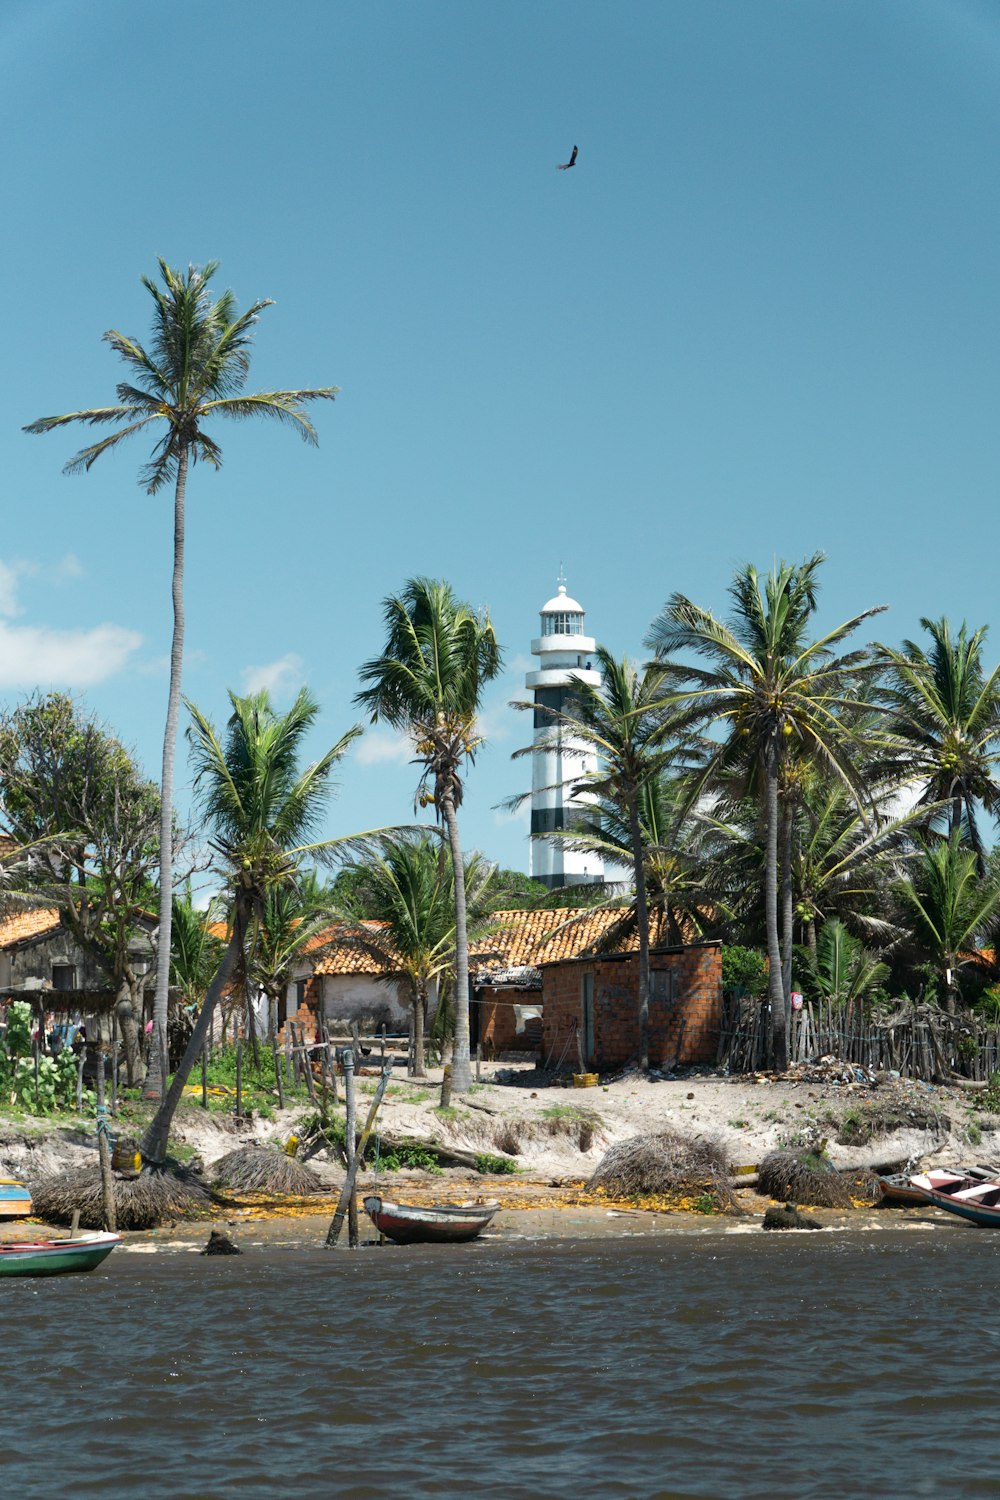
[557,145,578,170]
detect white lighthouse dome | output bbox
[540,583,585,616]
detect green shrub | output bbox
[722,946,767,998]
[475,1152,518,1176]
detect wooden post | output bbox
[95,1047,116,1233]
[75,1048,85,1112]
[202,1040,208,1109]
[68,1208,80,1240]
[325,1065,392,1248]
[321,1021,339,1105]
[271,1032,286,1110]
[299,1025,317,1102]
[235,1035,243,1119]
[344,1049,358,1249]
[110,1010,119,1116]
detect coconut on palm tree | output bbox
[141,688,362,1165]
[647,554,885,1070]
[25,261,337,1099]
[512,649,678,1070]
[355,578,502,1091]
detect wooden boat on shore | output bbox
[923,1180,1000,1228]
[0,1231,121,1278]
[877,1166,997,1208]
[0,1178,32,1219]
[363,1195,499,1245]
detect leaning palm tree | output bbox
[873,617,1000,869]
[647,554,885,1070]
[25,261,337,1100]
[141,688,362,1165]
[355,578,502,1090]
[511,650,678,1070]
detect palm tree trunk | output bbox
[141,898,244,1165]
[441,793,473,1091]
[145,445,189,1100]
[413,982,427,1078]
[765,744,787,1071]
[627,790,652,1071]
[780,801,794,1021]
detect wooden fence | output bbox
[717,993,1000,1082]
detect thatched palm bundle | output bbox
[587,1129,738,1210]
[212,1145,323,1196]
[757,1150,854,1208]
[31,1166,211,1230]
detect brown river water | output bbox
[2,1227,997,1499]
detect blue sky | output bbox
[3,0,1000,875]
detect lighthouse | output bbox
[525,577,605,888]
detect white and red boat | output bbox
[363,1194,499,1245]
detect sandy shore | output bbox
[3,1058,998,1246]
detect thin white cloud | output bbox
[0,561,30,618]
[240,653,305,699]
[55,553,84,580]
[355,728,413,767]
[0,620,142,687]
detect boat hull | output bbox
[0,1232,121,1277]
[363,1195,499,1245]
[923,1189,1000,1228]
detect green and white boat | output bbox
[0,1231,121,1278]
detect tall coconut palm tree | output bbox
[874,617,1000,868]
[355,578,502,1091]
[141,688,362,1165]
[646,554,885,1070]
[511,650,678,1070]
[25,261,337,1100]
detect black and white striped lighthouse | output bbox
[525,576,605,888]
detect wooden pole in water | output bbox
[325,1065,392,1248]
[344,1049,358,1248]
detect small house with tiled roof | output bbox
[286,906,645,1053]
[0,907,155,1017]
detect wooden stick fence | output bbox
[717,993,1000,1082]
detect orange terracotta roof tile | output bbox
[0,908,62,948]
[471,908,637,967]
[302,908,641,981]
[311,922,396,977]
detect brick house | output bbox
[540,941,723,1072]
[288,907,637,1050]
